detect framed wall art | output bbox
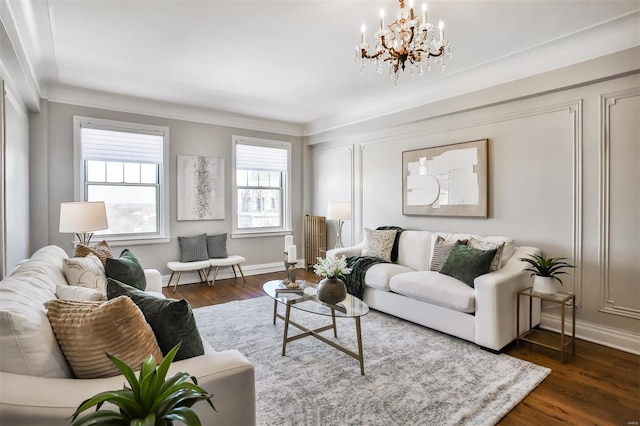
[402,139,488,217]
[177,155,225,221]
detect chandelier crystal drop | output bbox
[356,0,452,84]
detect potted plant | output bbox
[313,256,352,304]
[518,254,574,294]
[71,343,215,426]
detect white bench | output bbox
[167,256,246,292]
[209,255,246,286]
[167,260,211,292]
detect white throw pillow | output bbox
[361,228,397,262]
[468,237,505,272]
[56,285,106,301]
[62,254,108,294]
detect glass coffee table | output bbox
[263,280,369,375]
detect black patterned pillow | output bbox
[178,234,208,262]
[206,233,228,259]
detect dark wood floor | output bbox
[163,269,640,425]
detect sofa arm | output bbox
[0,350,255,426]
[144,269,162,293]
[473,246,542,351]
[326,242,364,259]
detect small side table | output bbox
[517,287,576,362]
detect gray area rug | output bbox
[193,296,550,425]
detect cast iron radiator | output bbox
[305,215,326,268]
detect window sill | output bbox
[231,230,292,239]
[92,236,171,247]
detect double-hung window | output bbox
[74,116,169,242]
[232,136,291,236]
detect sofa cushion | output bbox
[206,233,228,258]
[73,240,114,266]
[105,249,147,290]
[389,271,476,313]
[440,243,497,288]
[396,230,432,271]
[0,246,73,378]
[56,284,106,301]
[62,254,108,294]
[45,297,163,379]
[365,263,415,291]
[107,279,205,361]
[362,228,397,262]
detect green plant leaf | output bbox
[71,409,128,426]
[106,353,140,397]
[72,390,140,421]
[164,406,203,426]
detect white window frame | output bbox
[231,135,292,238]
[73,116,170,245]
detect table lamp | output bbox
[326,202,351,249]
[59,201,109,245]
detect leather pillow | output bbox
[440,242,497,288]
[107,279,204,361]
[105,249,147,290]
[45,297,163,379]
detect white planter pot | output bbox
[533,276,557,294]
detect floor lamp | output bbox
[327,202,351,249]
[59,201,109,245]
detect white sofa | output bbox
[328,230,541,351]
[0,245,255,425]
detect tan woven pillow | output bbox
[74,240,114,266]
[45,297,163,379]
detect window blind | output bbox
[81,127,164,164]
[236,143,288,172]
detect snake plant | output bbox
[518,254,574,285]
[71,343,215,426]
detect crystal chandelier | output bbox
[356,0,452,83]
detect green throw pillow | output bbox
[105,249,147,290]
[440,243,497,288]
[106,279,204,361]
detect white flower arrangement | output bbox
[313,256,352,279]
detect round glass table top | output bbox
[263,280,369,318]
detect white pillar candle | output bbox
[287,245,297,263]
[284,235,293,252]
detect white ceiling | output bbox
[6,0,640,134]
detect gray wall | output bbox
[29,101,305,277]
[309,48,640,353]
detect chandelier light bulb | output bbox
[356,0,451,84]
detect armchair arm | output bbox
[326,242,364,259]
[144,269,162,293]
[0,350,255,426]
[473,246,542,351]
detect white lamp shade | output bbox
[59,202,109,233]
[326,202,351,221]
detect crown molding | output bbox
[304,10,640,139]
[43,84,305,137]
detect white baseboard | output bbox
[161,260,304,287]
[541,312,640,355]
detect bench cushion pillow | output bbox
[107,279,205,361]
[206,233,228,258]
[178,234,209,262]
